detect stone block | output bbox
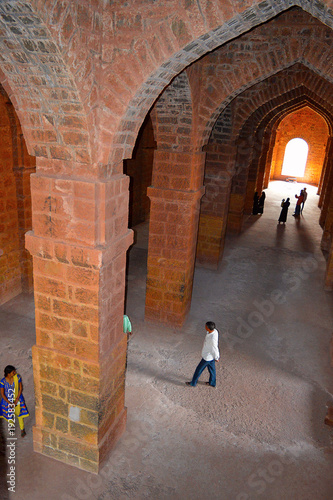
[58,436,98,463]
[42,394,69,416]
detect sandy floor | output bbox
[0,181,333,500]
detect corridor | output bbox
[0,181,332,499]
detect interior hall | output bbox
[0,1,332,499]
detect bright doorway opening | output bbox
[281,138,308,177]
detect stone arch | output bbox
[232,90,332,220]
[142,7,333,321]
[108,2,333,167]
[0,1,91,167]
[208,66,333,199]
[151,71,193,151]
[196,67,333,267]
[237,87,332,180]
[196,8,333,150]
[264,104,330,182]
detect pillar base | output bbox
[33,408,127,473]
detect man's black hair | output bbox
[206,321,215,331]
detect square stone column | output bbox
[26,169,133,472]
[145,186,204,325]
[196,173,232,269]
[145,148,206,325]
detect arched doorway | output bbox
[281,138,309,178]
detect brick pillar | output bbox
[145,149,205,326]
[26,165,133,472]
[324,192,333,290]
[256,161,266,194]
[13,149,35,294]
[196,173,232,269]
[322,168,333,290]
[320,141,333,255]
[244,181,256,214]
[325,248,333,291]
[319,137,333,231]
[324,334,333,427]
[227,135,255,234]
[227,193,245,233]
[317,138,331,203]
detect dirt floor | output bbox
[0,180,333,500]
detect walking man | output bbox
[186,321,220,387]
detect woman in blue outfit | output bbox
[0,365,29,437]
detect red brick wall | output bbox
[0,89,35,305]
[124,116,155,227]
[0,92,21,304]
[270,107,329,185]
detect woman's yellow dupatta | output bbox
[13,374,19,400]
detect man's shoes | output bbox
[186,382,194,386]
[205,382,216,387]
[21,429,26,438]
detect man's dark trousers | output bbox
[189,358,216,387]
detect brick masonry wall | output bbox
[201,68,333,235]
[0,89,21,304]
[20,144,133,471]
[102,1,333,166]
[270,107,329,184]
[0,85,35,304]
[124,115,155,227]
[197,107,233,266]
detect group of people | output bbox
[0,183,313,443]
[0,316,220,447]
[0,320,220,460]
[251,185,308,224]
[292,187,307,217]
[278,187,307,224]
[252,191,266,215]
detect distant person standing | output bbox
[278,197,290,224]
[252,191,259,215]
[258,191,266,214]
[293,189,304,217]
[301,187,307,212]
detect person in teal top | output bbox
[123,315,132,369]
[123,315,132,335]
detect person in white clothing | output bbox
[186,321,220,387]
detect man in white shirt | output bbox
[186,321,220,387]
